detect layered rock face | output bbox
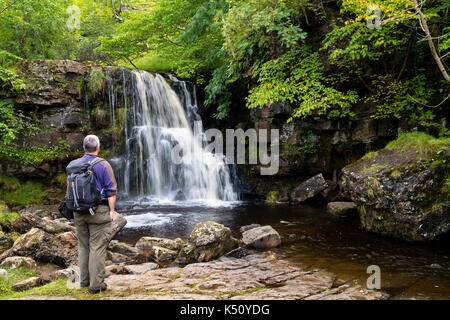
[1,60,117,179]
[340,145,449,241]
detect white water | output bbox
[110,69,237,205]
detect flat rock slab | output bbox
[12,277,42,292]
[124,263,159,274]
[104,252,389,300]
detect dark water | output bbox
[115,201,450,300]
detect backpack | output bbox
[65,157,105,215]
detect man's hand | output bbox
[109,210,115,221]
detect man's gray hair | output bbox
[83,135,100,153]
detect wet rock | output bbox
[327,202,358,217]
[291,174,328,203]
[0,228,78,268]
[12,277,42,292]
[124,263,159,275]
[239,224,261,233]
[224,247,255,259]
[177,222,239,264]
[174,190,186,201]
[135,237,184,252]
[341,144,450,241]
[108,240,140,257]
[242,226,281,249]
[0,268,7,281]
[20,211,75,234]
[0,256,37,270]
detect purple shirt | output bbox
[83,154,117,199]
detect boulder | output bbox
[123,263,159,275]
[105,264,125,276]
[242,226,281,249]
[291,174,328,203]
[177,222,239,264]
[239,224,261,233]
[140,246,178,262]
[0,228,78,268]
[0,268,7,281]
[20,211,75,234]
[327,202,358,217]
[0,230,14,254]
[107,251,132,264]
[12,277,42,292]
[340,138,450,241]
[135,237,185,252]
[108,240,140,256]
[0,256,37,270]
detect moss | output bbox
[360,164,386,174]
[390,169,402,179]
[0,212,20,222]
[52,173,67,188]
[2,181,46,207]
[362,151,377,160]
[87,69,106,99]
[0,174,20,192]
[265,191,280,203]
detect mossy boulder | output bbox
[176,222,239,264]
[340,132,449,241]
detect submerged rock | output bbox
[176,222,239,264]
[242,226,281,249]
[291,174,328,203]
[327,202,358,217]
[340,136,449,241]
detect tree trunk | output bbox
[413,0,450,83]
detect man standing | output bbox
[73,135,117,294]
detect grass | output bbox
[386,132,450,157]
[0,267,36,298]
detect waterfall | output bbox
[109,69,237,204]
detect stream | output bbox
[115,200,450,300]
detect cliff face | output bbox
[1,60,117,179]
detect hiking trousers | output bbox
[74,205,112,291]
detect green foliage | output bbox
[2,181,46,207]
[0,99,38,146]
[0,212,20,222]
[0,174,20,192]
[246,49,358,120]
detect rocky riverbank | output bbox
[0,205,389,300]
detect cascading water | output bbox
[109,69,237,204]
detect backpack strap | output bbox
[89,157,105,167]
